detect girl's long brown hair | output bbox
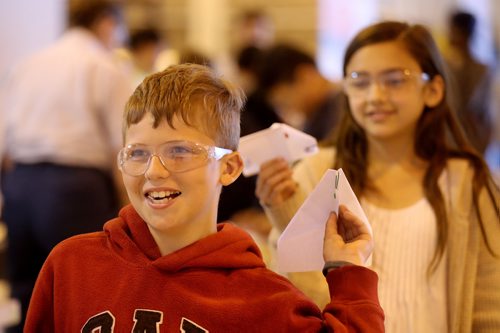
[332,21,499,272]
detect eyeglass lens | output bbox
[120,141,209,175]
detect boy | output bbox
[24,64,383,332]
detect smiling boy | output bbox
[24,64,383,332]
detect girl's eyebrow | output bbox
[348,67,407,76]
[379,68,408,75]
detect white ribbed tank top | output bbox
[362,198,448,333]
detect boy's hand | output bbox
[255,158,297,207]
[323,205,373,266]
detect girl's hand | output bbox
[323,205,373,266]
[255,158,297,207]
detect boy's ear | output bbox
[219,152,244,186]
[423,74,445,108]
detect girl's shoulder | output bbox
[441,157,499,219]
[444,157,475,174]
[441,157,497,191]
[439,158,475,201]
[441,158,475,185]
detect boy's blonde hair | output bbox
[123,64,245,150]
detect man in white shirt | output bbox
[0,1,132,331]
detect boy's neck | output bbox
[148,221,218,256]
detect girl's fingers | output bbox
[255,158,294,206]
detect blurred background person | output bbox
[235,45,283,135]
[121,27,163,88]
[178,47,214,68]
[226,11,281,136]
[444,10,494,155]
[258,43,345,141]
[215,9,277,262]
[0,0,132,331]
[214,8,275,85]
[217,45,281,263]
[490,61,500,181]
[219,40,344,264]
[234,8,275,50]
[235,45,264,95]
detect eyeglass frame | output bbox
[117,140,233,176]
[343,68,430,97]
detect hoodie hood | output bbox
[104,205,266,273]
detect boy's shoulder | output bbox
[48,230,108,262]
[59,230,107,244]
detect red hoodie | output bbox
[25,205,384,332]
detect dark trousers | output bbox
[2,163,120,332]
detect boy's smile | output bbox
[121,112,225,255]
[146,189,181,205]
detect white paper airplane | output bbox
[277,168,372,272]
[238,123,318,177]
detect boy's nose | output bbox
[145,155,170,179]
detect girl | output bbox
[256,21,499,333]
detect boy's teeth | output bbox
[148,191,180,200]
[152,191,166,199]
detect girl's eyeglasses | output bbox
[343,69,430,97]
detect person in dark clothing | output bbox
[217,46,282,224]
[258,43,344,142]
[445,10,494,154]
[236,46,283,135]
[1,1,131,331]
